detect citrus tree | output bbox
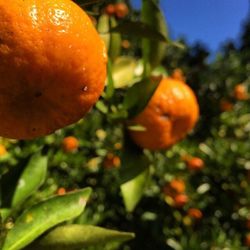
[0,0,250,250]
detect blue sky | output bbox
[131,0,249,52]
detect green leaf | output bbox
[142,0,168,69]
[25,225,135,250]
[123,76,162,118]
[97,14,110,52]
[112,56,137,88]
[2,188,92,250]
[96,100,108,114]
[119,131,150,184]
[127,125,146,132]
[11,154,48,208]
[110,20,168,43]
[105,60,115,100]
[121,169,150,212]
[109,17,121,61]
[0,209,11,222]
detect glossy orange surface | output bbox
[0,0,107,139]
[129,77,199,150]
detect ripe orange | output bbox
[174,194,189,208]
[56,187,66,196]
[246,219,250,230]
[186,157,204,171]
[62,136,79,153]
[245,233,250,247]
[115,3,129,18]
[0,0,107,139]
[121,40,131,49]
[129,77,199,150]
[103,153,121,169]
[171,68,186,82]
[220,99,233,112]
[104,4,116,16]
[169,179,186,194]
[0,144,7,156]
[234,84,248,100]
[187,208,203,219]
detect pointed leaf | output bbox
[142,0,168,68]
[110,21,168,42]
[97,14,110,51]
[25,225,135,250]
[105,60,115,99]
[123,76,161,118]
[109,17,121,61]
[2,188,92,250]
[119,131,150,184]
[112,56,137,88]
[121,169,149,212]
[11,154,48,208]
[0,209,11,222]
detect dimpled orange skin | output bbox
[129,77,199,150]
[0,0,107,139]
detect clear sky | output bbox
[131,0,249,52]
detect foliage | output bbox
[0,0,250,249]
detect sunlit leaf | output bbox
[2,188,92,250]
[121,169,150,212]
[11,154,47,208]
[25,225,135,250]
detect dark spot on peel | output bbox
[35,92,42,98]
[81,86,88,92]
[161,113,170,120]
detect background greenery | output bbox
[0,1,250,249]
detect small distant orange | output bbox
[220,99,233,112]
[103,153,121,169]
[187,208,203,219]
[104,4,116,16]
[0,145,7,156]
[115,3,129,18]
[129,77,199,150]
[57,187,66,196]
[169,179,186,194]
[234,84,248,100]
[62,136,79,153]
[186,157,204,171]
[174,194,189,208]
[245,233,250,247]
[246,219,250,230]
[0,0,107,139]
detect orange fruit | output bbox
[121,40,131,49]
[234,84,248,100]
[103,153,121,169]
[62,136,79,153]
[186,157,204,171]
[129,77,199,150]
[115,3,129,18]
[169,179,186,194]
[174,194,189,208]
[171,68,186,82]
[187,208,203,219]
[246,219,250,230]
[56,187,66,196]
[163,179,186,198]
[245,233,250,247]
[0,144,7,156]
[0,0,107,139]
[220,99,233,112]
[104,4,115,16]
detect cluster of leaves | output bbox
[0,0,250,249]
